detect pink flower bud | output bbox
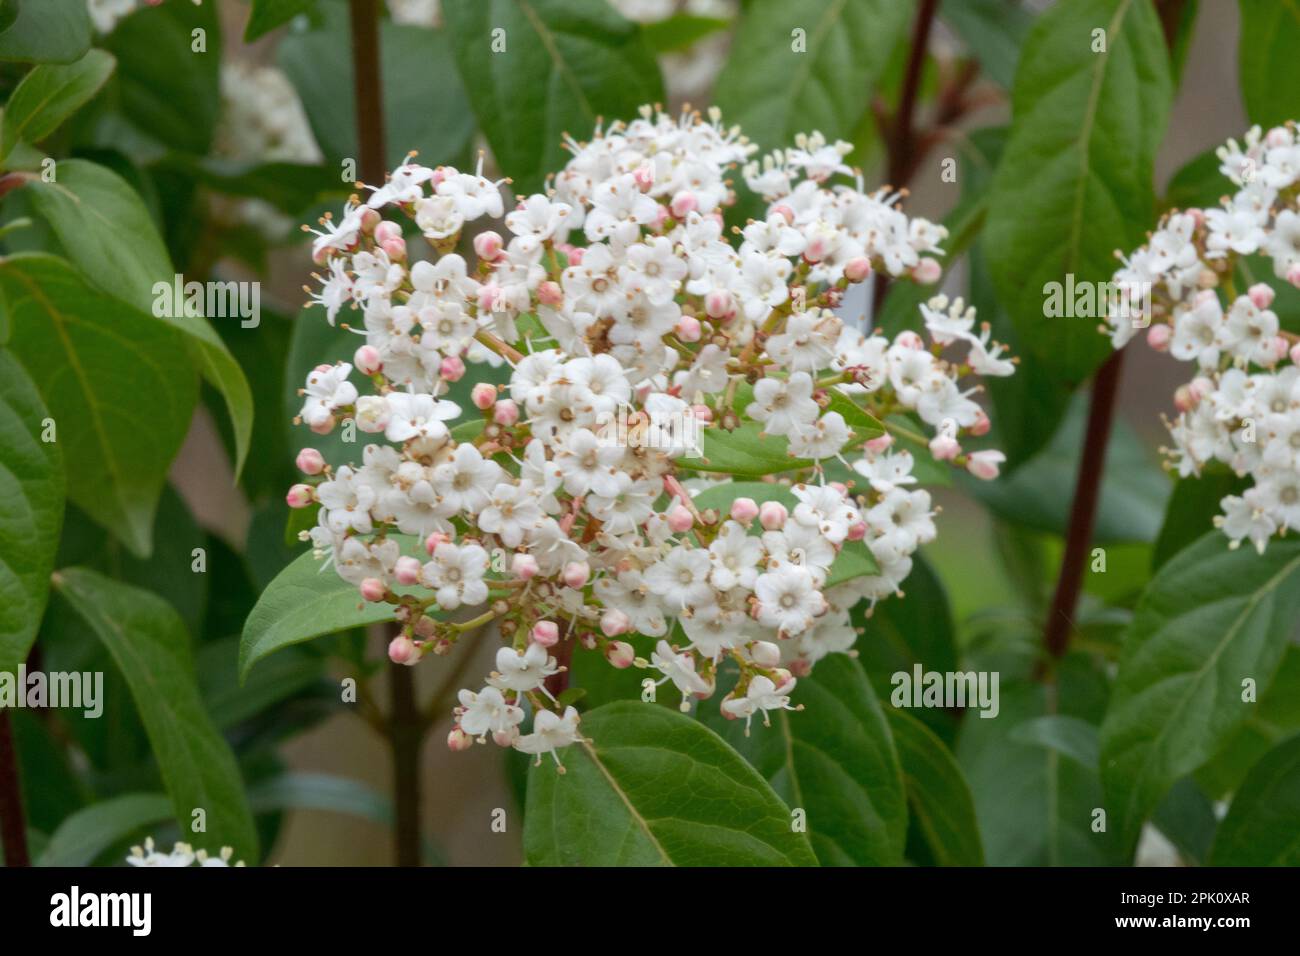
[634,166,655,191]
[471,383,497,410]
[493,399,519,426]
[912,257,942,285]
[804,235,830,263]
[563,561,591,589]
[600,608,631,637]
[670,190,697,218]
[360,207,381,233]
[865,434,894,453]
[296,448,325,475]
[1290,343,1300,366]
[537,280,564,307]
[353,344,382,375]
[561,244,584,266]
[492,729,515,747]
[844,257,873,282]
[1288,263,1300,289]
[394,556,422,586]
[532,621,560,647]
[1272,336,1290,362]
[705,289,734,320]
[477,284,503,313]
[829,482,848,496]
[447,728,473,751]
[440,354,466,382]
[966,450,1005,481]
[605,641,635,669]
[1190,376,1214,401]
[1174,384,1196,412]
[286,483,314,508]
[388,635,415,664]
[771,204,795,225]
[424,531,451,556]
[968,410,991,437]
[751,641,781,667]
[1248,282,1276,310]
[691,403,713,423]
[675,315,702,342]
[730,497,759,523]
[667,504,694,533]
[1146,324,1172,351]
[374,221,402,244]
[759,501,788,531]
[380,237,406,261]
[512,552,539,580]
[847,521,867,541]
[309,416,336,435]
[929,434,960,461]
[896,330,924,350]
[360,577,386,602]
[473,230,503,262]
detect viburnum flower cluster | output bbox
[290,106,1014,769]
[1102,122,1300,554]
[126,838,245,867]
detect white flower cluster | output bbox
[292,106,1013,767]
[1102,123,1300,554]
[126,838,244,867]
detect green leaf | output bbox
[983,0,1173,386]
[641,13,730,53]
[442,0,664,194]
[941,0,1035,89]
[280,2,475,172]
[703,655,907,866]
[1152,465,1247,572]
[103,0,221,154]
[1010,714,1101,769]
[1163,146,1226,212]
[714,0,912,151]
[0,350,63,676]
[524,700,817,865]
[678,421,812,477]
[0,0,18,35]
[240,536,419,681]
[0,0,90,64]
[690,479,798,514]
[1100,532,1300,854]
[52,568,259,862]
[38,794,173,867]
[1210,732,1300,865]
[23,160,253,476]
[1237,0,1300,131]
[245,0,317,42]
[966,390,1170,544]
[0,50,116,163]
[0,253,196,557]
[887,709,984,866]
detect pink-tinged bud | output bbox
[1174,384,1196,412]
[676,315,702,342]
[759,501,788,530]
[691,403,713,423]
[1146,323,1172,352]
[649,204,670,232]
[537,280,564,307]
[424,531,451,556]
[605,640,635,669]
[704,289,733,320]
[512,552,539,580]
[312,246,332,267]
[966,450,1005,481]
[380,237,406,261]
[771,204,795,225]
[471,382,498,410]
[666,504,694,533]
[844,257,873,283]
[296,448,325,475]
[751,641,781,667]
[731,497,759,523]
[600,608,632,637]
[865,434,894,453]
[771,668,796,692]
[374,220,402,244]
[563,561,591,589]
[286,483,314,508]
[354,344,383,375]
[309,416,336,435]
[670,190,698,218]
[804,234,831,263]
[829,482,848,496]
[394,556,422,586]
[447,727,474,751]
[579,631,599,650]
[439,354,466,382]
[473,230,504,261]
[968,410,991,437]
[490,729,514,747]
[1248,282,1276,309]
[1288,263,1300,289]
[1291,342,1300,366]
[477,284,503,313]
[847,521,868,542]
[360,207,382,233]
[912,257,942,285]
[561,244,584,266]
[896,330,925,350]
[1267,125,1292,147]
[532,620,560,647]
[493,399,519,426]
[1272,336,1290,362]
[634,166,655,191]
[360,577,386,602]
[929,434,960,461]
[388,635,415,664]
[1190,376,1214,401]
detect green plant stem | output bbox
[0,708,29,866]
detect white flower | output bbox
[384,392,460,443]
[478,481,544,548]
[514,706,584,766]
[431,443,503,516]
[721,675,798,734]
[593,569,668,636]
[300,363,358,428]
[649,639,713,702]
[708,521,763,590]
[746,372,818,437]
[457,686,525,739]
[489,642,560,694]
[421,541,489,610]
[753,563,824,636]
[644,546,715,610]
